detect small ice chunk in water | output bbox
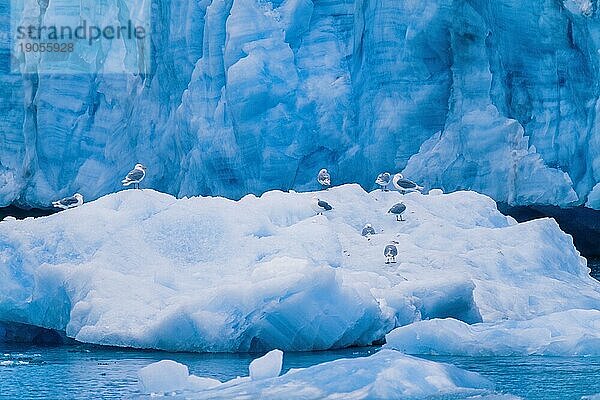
[249,349,283,380]
[138,360,189,394]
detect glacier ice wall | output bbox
[0,0,599,207]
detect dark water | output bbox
[2,344,600,399]
[0,206,57,221]
[589,258,600,281]
[498,204,600,258]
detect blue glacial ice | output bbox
[0,185,599,352]
[0,0,599,207]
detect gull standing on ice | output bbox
[312,196,333,215]
[362,223,376,239]
[52,193,84,210]
[122,164,147,189]
[375,172,391,191]
[388,202,407,221]
[392,173,423,194]
[317,169,331,190]
[384,241,399,264]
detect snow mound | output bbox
[386,309,600,356]
[0,184,599,351]
[138,349,499,399]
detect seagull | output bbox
[317,169,331,190]
[362,223,376,239]
[375,172,391,191]
[388,202,407,221]
[312,196,333,215]
[52,193,84,210]
[122,164,147,189]
[392,173,423,194]
[384,241,399,264]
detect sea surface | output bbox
[2,344,600,399]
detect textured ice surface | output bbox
[138,349,498,399]
[0,185,599,351]
[0,0,599,207]
[386,309,600,356]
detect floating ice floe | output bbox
[138,359,221,395]
[0,184,599,352]
[385,309,600,356]
[138,349,507,399]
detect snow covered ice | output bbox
[249,349,283,380]
[138,349,502,399]
[0,184,599,353]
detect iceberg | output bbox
[0,0,598,208]
[0,184,598,351]
[385,309,600,356]
[138,349,501,399]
